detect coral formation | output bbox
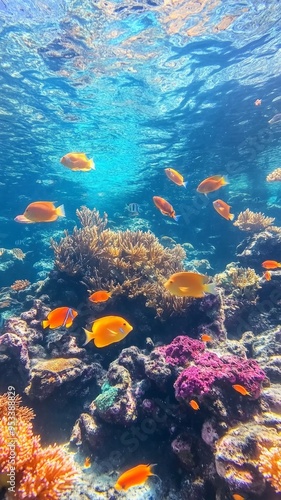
[215,263,260,296]
[174,350,266,401]
[266,167,281,182]
[51,206,187,317]
[0,394,77,499]
[233,208,275,232]
[10,279,31,291]
[258,437,281,492]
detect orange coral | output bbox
[0,394,78,499]
[258,440,281,492]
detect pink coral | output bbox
[174,350,266,401]
[156,335,205,367]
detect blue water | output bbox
[0,0,281,283]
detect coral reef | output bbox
[236,228,281,268]
[10,279,31,291]
[215,263,261,298]
[266,167,281,182]
[233,208,275,232]
[0,394,77,499]
[51,206,187,317]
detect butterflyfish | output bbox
[22,202,65,222]
[197,175,228,195]
[83,315,133,348]
[153,196,181,222]
[164,168,187,188]
[189,400,200,410]
[89,290,112,303]
[115,464,156,491]
[164,271,217,298]
[232,384,250,396]
[42,307,78,329]
[262,260,281,269]
[213,199,234,221]
[60,152,95,171]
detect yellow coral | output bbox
[0,394,78,499]
[258,440,281,492]
[233,208,275,232]
[266,168,281,182]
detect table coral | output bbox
[174,350,266,401]
[0,394,77,499]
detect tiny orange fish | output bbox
[197,175,228,195]
[213,199,234,221]
[42,307,78,329]
[232,494,245,500]
[201,334,212,342]
[83,457,91,469]
[189,400,199,410]
[164,168,187,188]
[262,260,281,269]
[153,196,181,222]
[89,290,112,303]
[232,384,250,396]
[263,271,271,281]
[115,464,156,491]
[254,99,262,106]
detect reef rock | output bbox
[26,357,100,400]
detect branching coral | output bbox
[215,263,260,298]
[0,393,78,499]
[258,438,281,492]
[266,167,281,182]
[233,209,275,232]
[51,206,187,317]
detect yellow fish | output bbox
[60,152,95,171]
[83,315,133,348]
[164,271,217,298]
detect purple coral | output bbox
[174,351,266,401]
[156,335,205,367]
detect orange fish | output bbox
[115,464,156,491]
[254,99,262,106]
[83,457,91,469]
[213,199,234,221]
[164,271,217,298]
[262,260,281,269]
[164,168,187,188]
[232,494,245,500]
[197,175,228,195]
[89,290,112,303]
[42,307,78,329]
[232,384,250,396]
[189,400,199,410]
[83,315,133,348]
[263,271,271,281]
[21,202,65,222]
[60,152,95,171]
[153,196,181,222]
[201,334,212,342]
